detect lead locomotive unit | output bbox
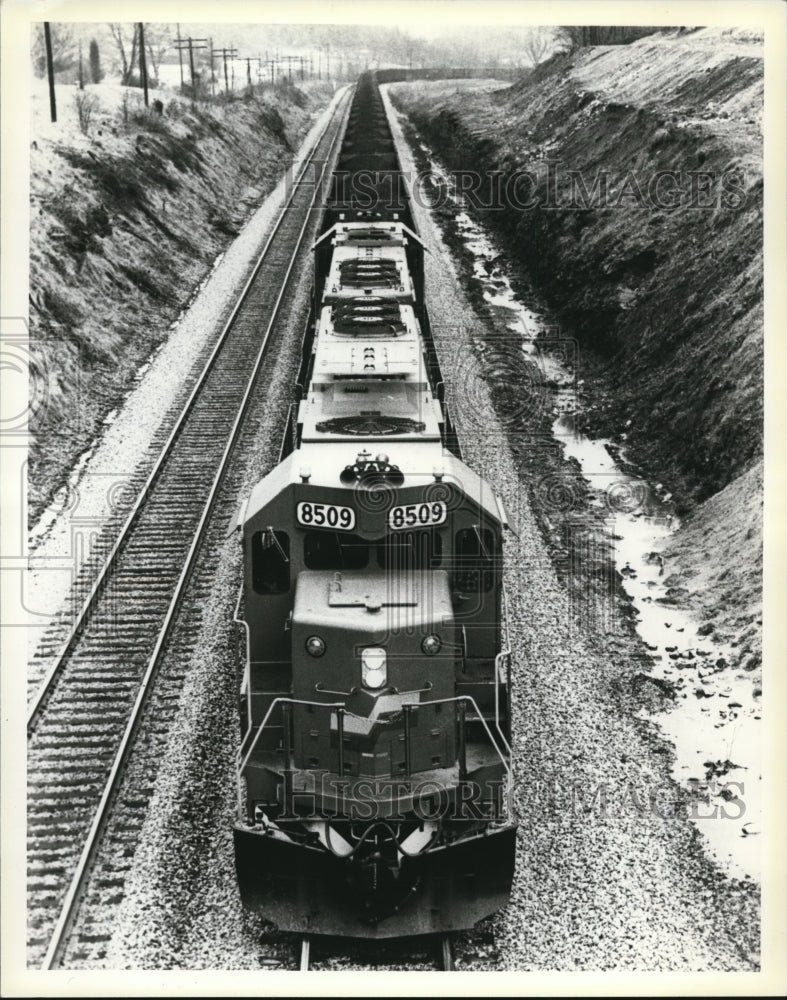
[231,210,516,940]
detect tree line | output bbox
[31,22,669,85]
[32,23,171,86]
[556,26,664,49]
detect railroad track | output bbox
[26,87,352,970]
[297,932,456,971]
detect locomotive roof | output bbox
[316,219,424,303]
[310,304,425,384]
[321,300,413,340]
[299,382,441,442]
[323,244,414,301]
[313,219,425,250]
[240,448,503,530]
[236,216,501,533]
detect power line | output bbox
[173,36,208,98]
[214,46,238,92]
[279,54,300,82]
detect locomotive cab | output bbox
[235,450,508,728]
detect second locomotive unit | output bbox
[232,79,516,943]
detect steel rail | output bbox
[297,932,454,971]
[26,87,351,733]
[39,87,353,971]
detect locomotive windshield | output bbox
[380,531,442,570]
[304,531,369,569]
[303,529,442,571]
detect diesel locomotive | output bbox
[231,77,516,948]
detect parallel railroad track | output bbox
[26,87,352,970]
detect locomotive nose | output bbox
[290,569,459,779]
[291,569,457,700]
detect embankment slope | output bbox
[29,82,334,523]
[391,27,763,669]
[392,29,762,504]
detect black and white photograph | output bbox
[1,0,785,993]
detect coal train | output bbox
[231,75,516,951]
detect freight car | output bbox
[231,76,516,959]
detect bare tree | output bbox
[74,91,98,134]
[108,22,139,85]
[555,25,664,51]
[31,23,75,78]
[143,23,172,82]
[523,26,554,67]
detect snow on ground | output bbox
[32,77,154,146]
[571,28,763,157]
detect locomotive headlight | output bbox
[421,634,442,656]
[361,647,387,689]
[306,635,326,657]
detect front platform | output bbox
[233,820,516,938]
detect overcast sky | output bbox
[20,0,676,36]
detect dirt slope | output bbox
[660,461,763,672]
[391,28,763,508]
[390,28,763,676]
[28,80,334,524]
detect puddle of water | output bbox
[419,139,761,882]
[555,419,761,882]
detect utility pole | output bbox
[188,38,197,95]
[209,38,215,96]
[215,46,238,93]
[138,23,149,107]
[176,23,184,90]
[78,40,84,90]
[265,58,276,84]
[246,57,262,89]
[281,55,299,81]
[44,22,56,122]
[174,36,208,100]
